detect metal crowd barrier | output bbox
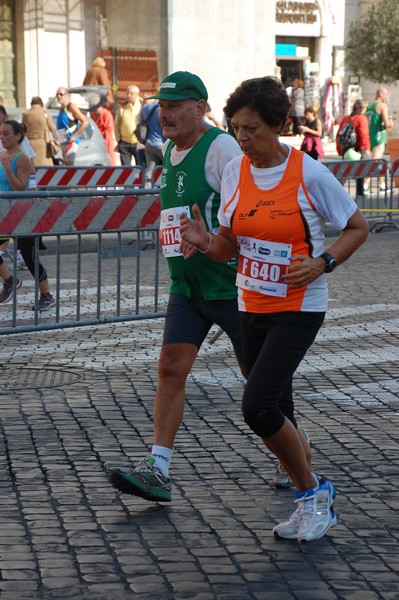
[1,159,398,335]
[0,186,164,335]
[387,158,399,232]
[321,158,392,231]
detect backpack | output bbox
[336,119,357,155]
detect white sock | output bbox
[151,445,173,477]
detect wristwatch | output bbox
[320,252,337,273]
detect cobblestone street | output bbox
[1,229,399,599]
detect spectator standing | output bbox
[138,99,165,184]
[290,79,305,135]
[336,99,370,197]
[90,106,117,165]
[83,56,113,110]
[22,96,56,167]
[364,87,393,192]
[110,71,244,502]
[55,87,88,165]
[299,107,324,160]
[114,85,142,166]
[179,76,368,542]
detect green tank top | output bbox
[366,101,387,148]
[160,127,237,299]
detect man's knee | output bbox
[158,344,197,380]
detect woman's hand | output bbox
[283,254,325,288]
[179,204,209,258]
[0,152,12,172]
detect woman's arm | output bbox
[301,118,322,137]
[180,204,237,261]
[0,152,32,191]
[284,209,368,288]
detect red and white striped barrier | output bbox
[35,165,144,189]
[151,165,164,188]
[322,159,387,179]
[0,193,161,235]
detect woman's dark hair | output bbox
[224,76,291,128]
[304,106,316,115]
[3,119,25,142]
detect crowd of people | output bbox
[286,81,393,199]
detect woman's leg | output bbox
[241,312,324,491]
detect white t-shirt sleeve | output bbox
[204,133,242,193]
[301,153,358,230]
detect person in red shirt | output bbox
[90,106,117,166]
[336,99,370,197]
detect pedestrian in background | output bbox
[179,76,368,542]
[290,78,305,135]
[83,56,114,111]
[137,99,165,184]
[364,87,393,193]
[22,96,56,167]
[114,84,142,166]
[0,120,56,310]
[336,99,370,197]
[90,105,117,165]
[299,106,324,161]
[110,71,245,503]
[55,87,88,165]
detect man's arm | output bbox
[378,101,393,129]
[69,103,89,143]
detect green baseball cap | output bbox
[148,71,208,102]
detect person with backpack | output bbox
[336,99,370,197]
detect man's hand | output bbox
[179,204,212,258]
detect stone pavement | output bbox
[1,227,399,600]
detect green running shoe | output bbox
[110,456,172,502]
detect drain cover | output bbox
[1,366,83,392]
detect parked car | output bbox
[8,86,112,166]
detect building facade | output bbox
[1,0,396,128]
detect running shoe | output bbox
[274,479,337,542]
[0,278,22,303]
[274,463,295,489]
[274,504,337,540]
[35,293,56,312]
[110,456,172,502]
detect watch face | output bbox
[321,253,337,272]
[327,259,337,272]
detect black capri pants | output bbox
[240,311,325,438]
[0,237,47,282]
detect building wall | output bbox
[166,0,277,121]
[105,0,167,80]
[23,0,90,106]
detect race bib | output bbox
[236,236,292,298]
[159,206,190,257]
[56,128,67,143]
